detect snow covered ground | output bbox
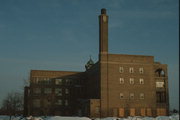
[0,114,179,120]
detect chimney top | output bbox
[101,8,106,14]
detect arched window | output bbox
[160,70,165,77]
[155,68,165,77]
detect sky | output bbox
[0,0,179,110]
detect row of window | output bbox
[33,99,69,108]
[31,77,50,84]
[119,67,144,74]
[119,78,144,84]
[33,88,69,95]
[117,108,153,117]
[31,77,81,85]
[55,78,73,85]
[119,93,144,99]
[56,99,68,106]
[114,108,166,117]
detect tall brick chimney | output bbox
[99,8,109,118]
[99,8,108,55]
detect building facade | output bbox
[24,70,85,116]
[24,9,169,118]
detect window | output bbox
[139,68,144,74]
[35,77,51,84]
[160,70,165,77]
[66,79,72,85]
[130,78,134,84]
[45,78,51,84]
[139,78,144,84]
[147,108,152,116]
[130,108,136,116]
[42,78,51,84]
[156,92,166,103]
[130,93,134,99]
[140,93,144,99]
[119,67,124,73]
[33,99,40,108]
[44,88,52,94]
[129,67,134,73]
[33,88,41,94]
[65,88,69,94]
[55,88,62,96]
[155,68,165,77]
[44,99,51,107]
[119,78,124,84]
[66,79,69,84]
[95,107,100,114]
[120,93,124,99]
[33,77,39,84]
[140,108,146,116]
[65,100,68,106]
[55,79,62,85]
[156,82,164,88]
[56,99,62,105]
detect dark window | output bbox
[156,92,166,103]
[129,67,134,73]
[139,68,144,74]
[119,67,124,73]
[130,93,134,99]
[155,68,165,77]
[120,93,124,99]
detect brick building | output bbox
[24,9,169,118]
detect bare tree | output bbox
[1,92,23,119]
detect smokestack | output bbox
[99,8,108,54]
[101,8,106,14]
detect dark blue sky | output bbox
[0,0,179,110]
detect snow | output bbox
[44,116,91,120]
[0,114,179,120]
[0,116,25,120]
